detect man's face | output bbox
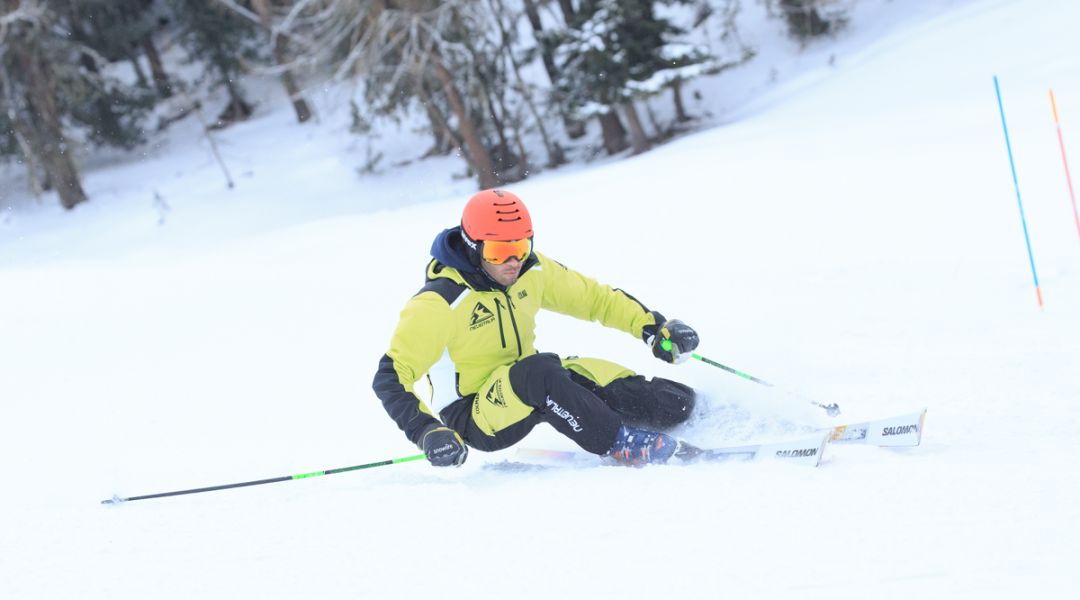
[481,256,523,287]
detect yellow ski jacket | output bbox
[372,228,659,445]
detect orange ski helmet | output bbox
[461,189,533,242]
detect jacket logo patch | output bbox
[485,381,507,408]
[517,290,528,300]
[470,302,495,330]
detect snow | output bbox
[2,0,1079,598]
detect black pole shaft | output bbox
[102,454,425,505]
[107,475,293,504]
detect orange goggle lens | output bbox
[481,238,532,265]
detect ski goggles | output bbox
[480,238,532,265]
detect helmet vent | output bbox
[462,189,532,242]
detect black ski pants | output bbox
[439,353,695,455]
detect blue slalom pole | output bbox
[993,75,1044,307]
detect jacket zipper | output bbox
[494,298,507,348]
[501,291,523,357]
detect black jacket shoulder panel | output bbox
[415,277,468,306]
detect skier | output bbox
[372,189,701,467]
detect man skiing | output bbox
[372,189,701,467]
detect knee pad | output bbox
[600,375,696,429]
[648,377,696,427]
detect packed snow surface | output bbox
[2,1,1078,598]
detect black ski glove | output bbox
[420,425,468,467]
[644,314,699,364]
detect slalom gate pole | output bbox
[1049,89,1080,244]
[994,75,1044,308]
[102,454,426,505]
[688,352,841,416]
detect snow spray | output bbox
[993,76,1043,308]
[687,351,841,416]
[1049,89,1080,245]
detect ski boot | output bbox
[606,425,679,466]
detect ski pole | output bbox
[101,453,426,505]
[687,352,842,417]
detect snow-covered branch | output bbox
[0,0,46,49]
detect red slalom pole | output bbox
[1049,89,1080,245]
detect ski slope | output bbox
[2,1,1079,598]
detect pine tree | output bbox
[772,0,847,41]
[169,0,261,127]
[488,0,566,168]
[520,0,585,139]
[555,0,712,154]
[1,0,156,209]
[2,16,87,208]
[293,0,513,189]
[249,0,313,123]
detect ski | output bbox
[507,410,926,472]
[675,432,828,467]
[516,432,829,468]
[824,409,927,447]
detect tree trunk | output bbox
[557,0,577,24]
[65,7,100,74]
[419,81,460,156]
[672,79,690,122]
[12,122,44,202]
[491,0,565,167]
[491,85,527,180]
[522,0,558,83]
[16,44,87,209]
[474,66,514,175]
[1,58,44,200]
[251,0,313,123]
[452,5,516,178]
[128,52,149,88]
[274,38,312,123]
[598,111,629,155]
[645,102,665,139]
[522,0,585,139]
[219,66,253,125]
[141,35,173,98]
[430,53,499,189]
[622,102,650,154]
[423,102,452,155]
[779,0,832,39]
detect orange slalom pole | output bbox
[1050,89,1080,244]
